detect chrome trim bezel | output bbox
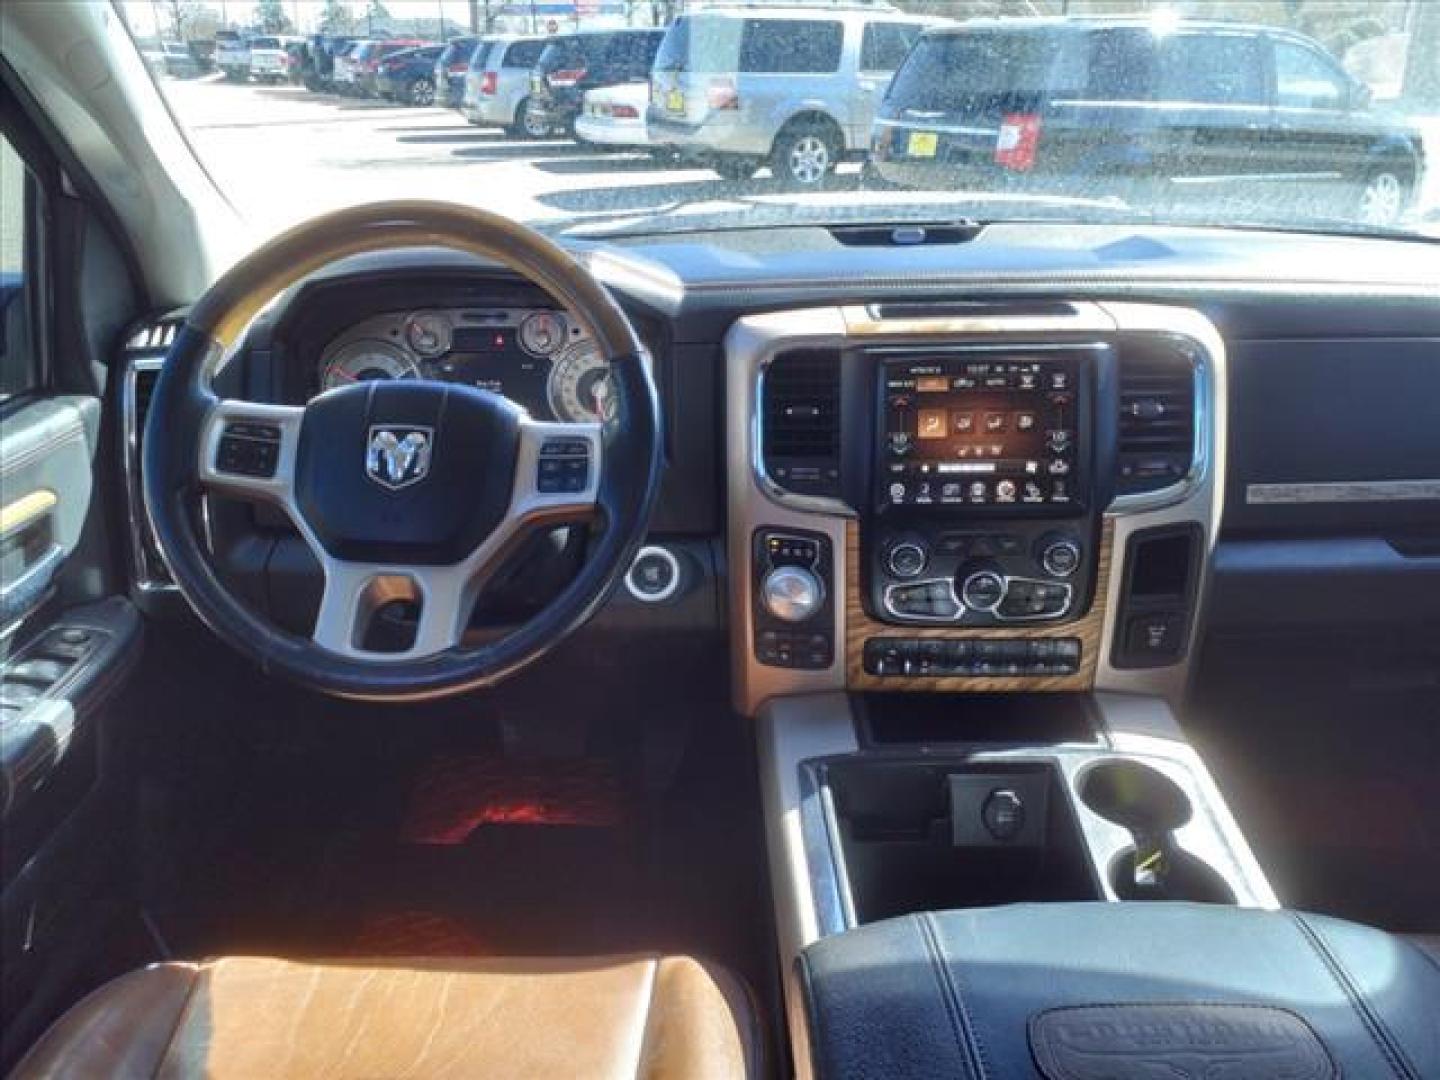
[122,356,176,593]
[1110,332,1212,515]
[623,544,682,603]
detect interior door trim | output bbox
[0,489,56,537]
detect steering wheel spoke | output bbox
[196,398,305,505]
[509,418,604,527]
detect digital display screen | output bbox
[880,356,1078,508]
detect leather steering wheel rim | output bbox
[143,200,661,701]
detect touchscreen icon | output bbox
[918,409,947,440]
[953,412,974,433]
[1016,412,1036,431]
[984,413,1007,432]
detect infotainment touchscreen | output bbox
[880,355,1078,508]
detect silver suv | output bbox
[647,5,946,188]
[461,35,550,137]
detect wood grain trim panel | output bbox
[844,517,1115,692]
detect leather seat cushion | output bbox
[14,954,762,1079]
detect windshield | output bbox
[121,1,1436,243]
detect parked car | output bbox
[331,39,364,93]
[376,45,447,106]
[530,29,666,139]
[213,29,250,81]
[160,41,202,79]
[870,17,1425,228]
[434,37,480,108]
[352,39,432,99]
[647,6,944,187]
[248,36,301,84]
[460,35,550,136]
[575,82,653,151]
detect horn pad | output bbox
[294,381,521,565]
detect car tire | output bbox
[712,156,758,183]
[409,77,436,107]
[1357,165,1409,228]
[511,98,551,140]
[772,120,840,191]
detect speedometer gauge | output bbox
[320,340,418,391]
[519,311,566,357]
[547,341,612,423]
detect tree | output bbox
[253,0,293,33]
[319,0,356,34]
[366,1,393,21]
[165,0,222,42]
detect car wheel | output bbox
[409,77,436,107]
[512,98,550,140]
[711,156,758,183]
[772,121,840,191]
[1358,167,1408,228]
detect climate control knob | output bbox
[885,540,929,579]
[761,566,824,623]
[960,567,1006,612]
[1038,535,1082,578]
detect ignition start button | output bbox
[625,546,681,603]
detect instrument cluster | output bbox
[315,307,611,424]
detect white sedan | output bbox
[574,82,651,150]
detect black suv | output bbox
[870,18,1424,228]
[530,28,665,136]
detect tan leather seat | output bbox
[13,954,763,1079]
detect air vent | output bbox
[1117,347,1196,496]
[124,317,182,355]
[830,221,983,247]
[762,348,841,498]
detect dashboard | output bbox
[124,229,1440,719]
[314,306,611,423]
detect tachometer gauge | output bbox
[519,311,567,357]
[547,341,612,422]
[404,312,451,358]
[320,340,419,391]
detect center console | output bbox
[869,346,1105,630]
[728,303,1247,1076]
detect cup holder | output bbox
[1078,758,1192,835]
[1078,758,1236,905]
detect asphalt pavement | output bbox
[168,74,1436,242]
[168,74,837,236]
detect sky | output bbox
[119,1,478,38]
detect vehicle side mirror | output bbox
[1350,80,1372,111]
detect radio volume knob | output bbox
[1039,535,1082,578]
[960,568,1006,612]
[885,540,929,579]
[762,566,824,624]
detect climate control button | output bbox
[1038,534,1082,578]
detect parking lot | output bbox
[168,72,1437,238]
[169,74,868,235]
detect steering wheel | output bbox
[143,201,661,701]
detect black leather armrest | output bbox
[800,903,1440,1080]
